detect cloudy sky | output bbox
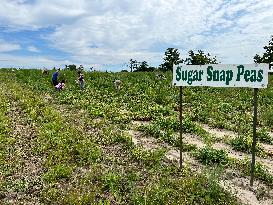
[0,0,273,71]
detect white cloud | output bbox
[27,46,40,52]
[0,39,21,52]
[0,0,273,69]
[0,53,72,68]
[0,0,86,29]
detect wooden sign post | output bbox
[250,88,258,186]
[179,86,183,170]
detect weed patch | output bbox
[195,146,228,165]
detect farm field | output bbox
[0,68,273,205]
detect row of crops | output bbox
[0,68,273,204]
[10,68,273,146]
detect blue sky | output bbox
[0,0,273,71]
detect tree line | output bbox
[127,48,219,72]
[128,35,273,72]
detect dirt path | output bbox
[198,124,273,175]
[212,142,273,175]
[127,130,204,175]
[200,123,273,156]
[128,120,273,205]
[201,123,238,139]
[130,121,273,173]
[128,130,161,151]
[1,97,44,204]
[221,169,273,205]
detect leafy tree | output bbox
[65,64,77,70]
[121,69,128,72]
[129,59,138,72]
[139,61,149,71]
[78,65,84,71]
[254,35,273,69]
[148,66,156,71]
[183,50,218,65]
[134,61,154,72]
[160,48,182,71]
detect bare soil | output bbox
[128,120,273,205]
[1,99,44,205]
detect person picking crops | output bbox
[113,79,122,90]
[55,80,65,91]
[52,68,60,86]
[42,67,49,75]
[78,73,85,89]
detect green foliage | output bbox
[0,89,12,181]
[102,172,121,193]
[137,116,211,147]
[74,139,102,165]
[1,68,273,203]
[134,61,154,72]
[10,68,273,135]
[65,64,77,71]
[43,164,73,183]
[0,73,102,180]
[230,158,273,184]
[257,128,273,144]
[160,48,182,71]
[254,35,273,69]
[196,146,228,165]
[261,107,273,128]
[230,135,252,152]
[183,50,219,65]
[132,169,238,205]
[230,135,265,156]
[130,147,166,167]
[0,95,10,139]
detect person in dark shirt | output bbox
[52,69,60,86]
[78,73,85,89]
